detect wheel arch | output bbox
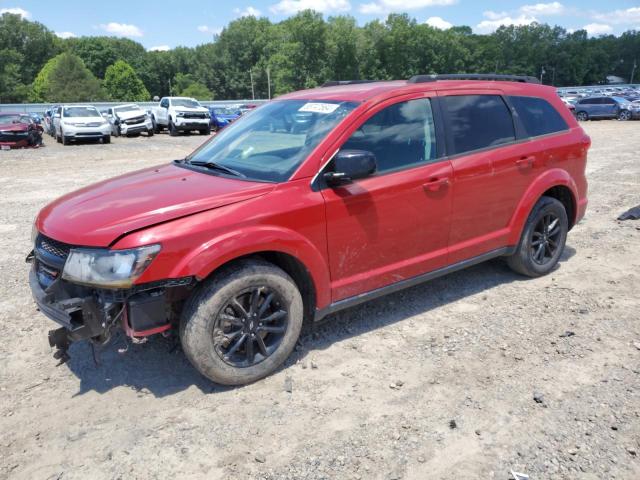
[168,226,332,316]
[507,169,579,245]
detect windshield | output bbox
[64,107,100,117]
[0,113,22,124]
[213,107,239,115]
[114,105,140,113]
[187,100,358,182]
[173,98,200,108]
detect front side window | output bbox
[187,100,358,182]
[510,96,568,138]
[441,95,516,155]
[341,98,438,173]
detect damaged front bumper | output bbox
[27,234,195,361]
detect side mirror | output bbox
[324,149,377,185]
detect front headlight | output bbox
[62,244,161,288]
[176,112,185,117]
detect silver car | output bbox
[53,105,111,145]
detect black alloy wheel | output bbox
[530,213,562,266]
[213,286,288,368]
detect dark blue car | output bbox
[574,96,634,121]
[207,107,241,131]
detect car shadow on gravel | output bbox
[63,247,576,397]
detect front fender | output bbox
[170,225,332,309]
[506,168,578,245]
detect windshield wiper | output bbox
[189,160,246,178]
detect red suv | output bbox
[28,74,589,385]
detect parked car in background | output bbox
[0,112,43,149]
[43,107,58,137]
[53,105,111,145]
[573,96,634,121]
[150,97,211,136]
[561,98,576,115]
[207,106,241,131]
[103,104,154,137]
[238,103,258,115]
[629,100,640,119]
[29,74,589,385]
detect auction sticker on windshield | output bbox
[299,103,340,114]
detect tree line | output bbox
[1,10,638,104]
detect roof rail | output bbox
[407,74,541,84]
[321,80,381,87]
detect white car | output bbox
[53,105,111,145]
[103,104,154,137]
[150,97,211,136]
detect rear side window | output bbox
[510,96,568,138]
[441,95,515,155]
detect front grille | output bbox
[85,122,103,127]
[125,115,146,125]
[0,131,28,141]
[184,113,206,119]
[38,235,71,260]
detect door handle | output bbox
[516,156,535,168]
[423,177,450,192]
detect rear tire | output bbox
[180,259,303,385]
[576,111,589,121]
[507,196,568,277]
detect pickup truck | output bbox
[150,97,211,136]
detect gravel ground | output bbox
[0,123,639,480]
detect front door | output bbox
[321,96,453,301]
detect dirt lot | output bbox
[0,123,639,480]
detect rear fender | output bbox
[169,225,332,309]
[507,169,578,245]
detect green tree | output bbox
[104,60,150,101]
[173,72,212,99]
[0,12,60,101]
[42,52,104,102]
[65,36,147,79]
[30,54,62,102]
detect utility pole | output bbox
[539,66,546,83]
[631,59,637,85]
[267,68,271,100]
[249,69,255,100]
[551,67,556,86]
[168,79,172,96]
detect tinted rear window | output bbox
[441,95,516,156]
[510,96,568,138]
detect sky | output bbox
[1,0,639,50]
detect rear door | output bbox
[321,94,453,301]
[438,91,520,263]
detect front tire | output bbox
[103,135,111,144]
[169,118,178,136]
[180,259,303,386]
[199,126,211,135]
[507,196,568,277]
[618,109,631,121]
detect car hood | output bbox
[0,122,28,131]
[216,114,239,121]
[175,106,208,113]
[36,163,275,247]
[116,110,146,120]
